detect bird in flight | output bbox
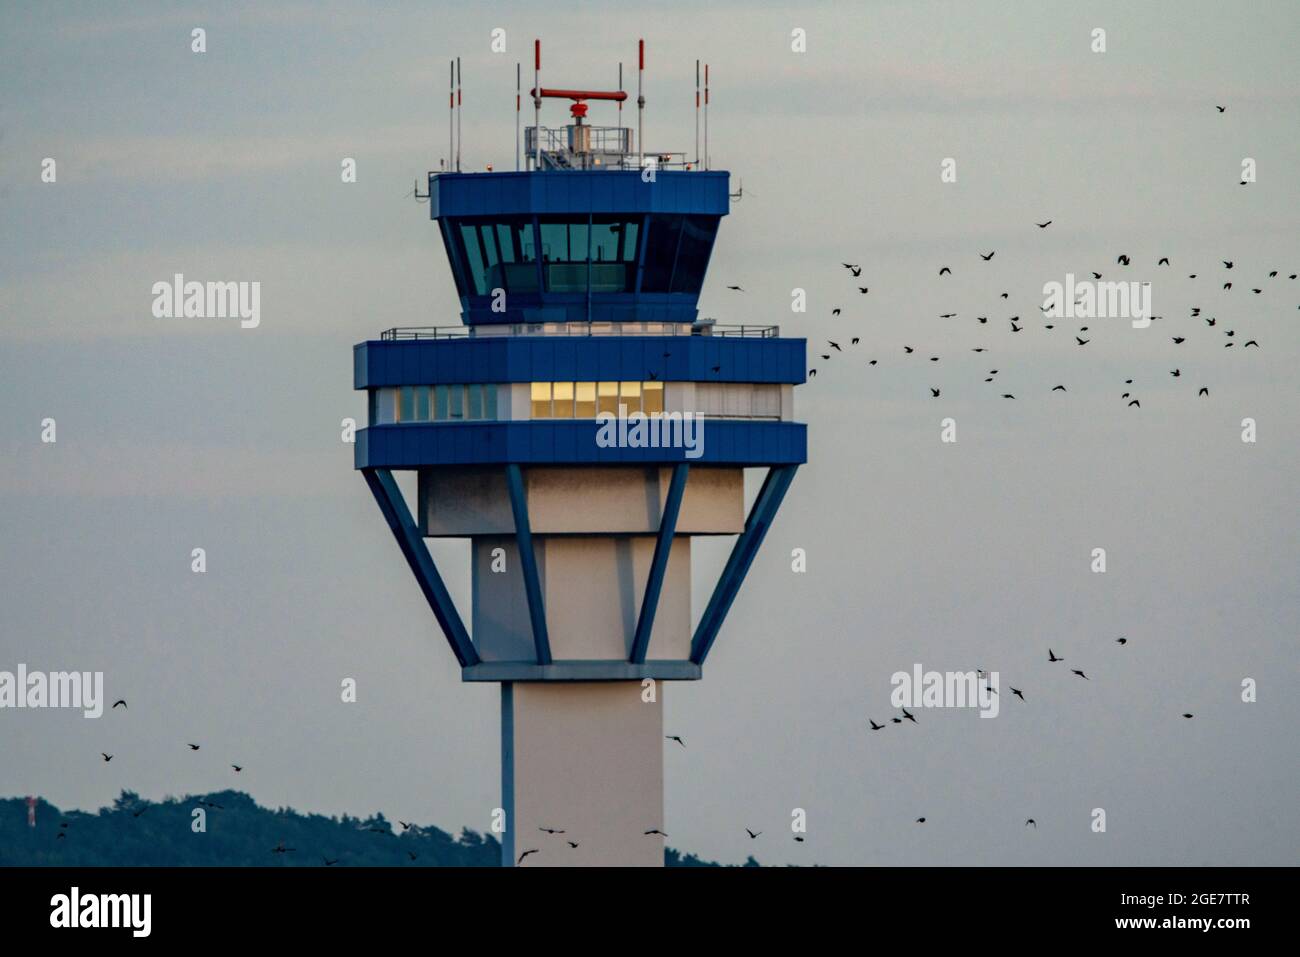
[1199,387,1209,396]
[869,719,885,731]
[517,849,539,864]
[726,284,743,291]
[644,828,668,837]
[745,828,762,839]
[1071,669,1089,680]
[1116,636,1127,645]
[567,841,580,848]
[1172,337,1185,344]
[1171,369,1180,377]
[1117,254,1131,265]
[828,340,842,351]
[939,267,951,276]
[1182,713,1194,719]
[1129,399,1141,407]
[1216,105,1225,112]
[915,817,927,824]
[858,286,869,294]
[231,765,242,772]
[1001,394,1016,400]
[322,857,339,866]
[1026,819,1037,828]
[1223,261,1233,269]
[1158,257,1169,266]
[539,826,566,835]
[1011,687,1024,701]
[930,388,940,398]
[980,251,995,261]
[1048,648,1064,662]
[101,753,113,762]
[901,707,917,724]
[399,821,414,831]
[1036,220,1052,229]
[1052,385,1066,392]
[187,743,200,751]
[271,841,295,854]
[112,699,127,710]
[1076,337,1089,346]
[831,308,841,316]
[1244,340,1259,347]
[407,851,418,861]
[666,735,685,747]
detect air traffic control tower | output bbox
[354,41,806,866]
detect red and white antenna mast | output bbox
[27,795,37,827]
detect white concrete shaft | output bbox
[503,681,664,867]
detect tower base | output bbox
[501,681,664,867]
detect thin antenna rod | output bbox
[704,62,709,170]
[533,40,541,170]
[694,59,700,168]
[455,57,462,172]
[637,39,644,168]
[516,61,521,171]
[448,59,454,171]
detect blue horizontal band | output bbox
[354,420,807,468]
[354,336,806,387]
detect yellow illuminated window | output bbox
[575,381,596,418]
[597,381,619,416]
[552,381,574,418]
[643,381,664,415]
[621,381,641,415]
[531,381,552,418]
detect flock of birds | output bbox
[862,636,1203,828]
[786,233,1287,406]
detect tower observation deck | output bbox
[353,39,806,866]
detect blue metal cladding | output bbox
[354,337,807,387]
[355,420,807,468]
[431,170,730,219]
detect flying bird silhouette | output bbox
[517,849,540,864]
[980,251,995,261]
[1048,649,1063,662]
[745,828,762,839]
[666,735,685,747]
[1011,688,1024,701]
[112,700,127,710]
[1036,221,1052,229]
[1071,669,1089,680]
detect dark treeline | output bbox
[0,792,735,867]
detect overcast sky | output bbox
[1,0,1297,866]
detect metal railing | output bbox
[524,125,692,172]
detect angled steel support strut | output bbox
[629,463,689,663]
[362,468,479,667]
[690,465,799,665]
[505,464,552,665]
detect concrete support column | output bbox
[501,681,664,866]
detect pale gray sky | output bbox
[1,0,1297,865]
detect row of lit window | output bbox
[531,381,664,418]
[375,380,783,423]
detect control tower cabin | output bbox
[354,41,806,866]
